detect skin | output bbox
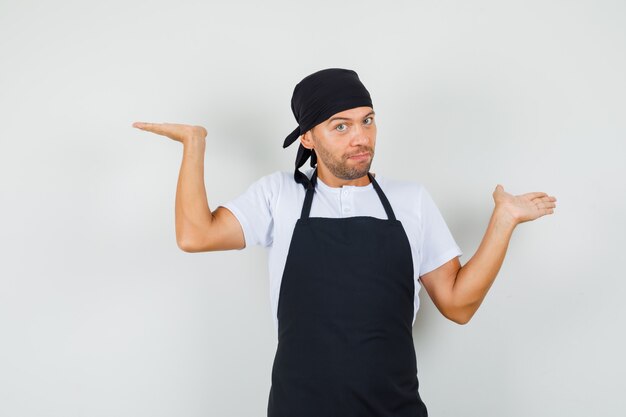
[132,107,557,325]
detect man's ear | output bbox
[300,130,314,150]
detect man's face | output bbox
[302,106,376,181]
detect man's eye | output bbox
[364,117,373,124]
[336,124,347,132]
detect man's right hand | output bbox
[132,121,207,145]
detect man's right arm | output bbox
[132,121,245,252]
[175,135,245,252]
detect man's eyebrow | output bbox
[326,111,376,124]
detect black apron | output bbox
[267,167,428,417]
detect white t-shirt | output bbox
[219,167,463,336]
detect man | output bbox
[132,68,557,417]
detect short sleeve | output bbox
[418,186,463,276]
[218,172,280,249]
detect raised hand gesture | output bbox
[493,185,557,225]
[132,122,207,145]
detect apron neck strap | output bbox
[300,168,397,221]
[369,172,397,221]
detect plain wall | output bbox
[1,0,625,416]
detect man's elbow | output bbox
[177,239,200,253]
[449,314,472,325]
[444,306,476,325]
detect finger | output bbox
[535,201,557,209]
[133,121,153,130]
[538,194,557,200]
[523,192,548,199]
[133,122,167,135]
[533,196,558,205]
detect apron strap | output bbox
[300,169,318,219]
[369,173,397,221]
[300,168,397,221]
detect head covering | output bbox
[283,68,373,189]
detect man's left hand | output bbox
[492,185,557,226]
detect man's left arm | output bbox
[419,184,557,325]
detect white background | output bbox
[1,0,625,416]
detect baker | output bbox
[132,68,557,416]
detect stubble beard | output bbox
[313,138,375,181]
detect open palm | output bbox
[132,121,207,144]
[493,185,557,225]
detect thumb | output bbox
[494,184,505,195]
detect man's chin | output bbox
[344,165,372,179]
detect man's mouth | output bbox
[349,152,370,160]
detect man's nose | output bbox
[350,124,369,145]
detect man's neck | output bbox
[316,166,372,188]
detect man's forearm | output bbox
[175,136,212,248]
[452,207,518,322]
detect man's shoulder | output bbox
[250,169,290,186]
[375,172,425,195]
[250,169,303,196]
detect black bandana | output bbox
[283,68,373,189]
